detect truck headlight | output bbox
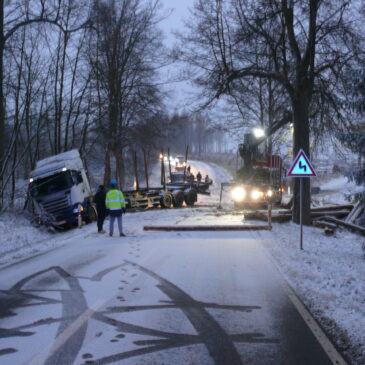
[231,187,246,202]
[73,205,83,213]
[267,190,273,197]
[251,190,261,200]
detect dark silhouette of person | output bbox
[197,171,202,182]
[94,185,107,233]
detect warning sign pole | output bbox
[300,178,303,250]
[287,149,317,250]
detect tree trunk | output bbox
[103,148,111,186]
[10,142,17,207]
[0,0,4,208]
[292,97,311,225]
[115,149,125,189]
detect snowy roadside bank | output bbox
[0,206,219,269]
[257,223,365,365]
[0,212,98,269]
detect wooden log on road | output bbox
[310,204,354,212]
[279,204,353,215]
[277,210,350,219]
[318,216,365,236]
[310,210,350,219]
[345,201,364,224]
[144,225,272,231]
[312,220,338,230]
[245,209,349,224]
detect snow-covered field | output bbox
[0,161,364,363]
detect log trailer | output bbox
[122,147,212,210]
[219,131,285,208]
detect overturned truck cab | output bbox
[29,150,96,228]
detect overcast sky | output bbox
[158,0,197,112]
[159,0,195,46]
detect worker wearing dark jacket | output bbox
[94,185,107,233]
[105,179,126,237]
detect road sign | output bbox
[287,149,317,177]
[287,149,317,251]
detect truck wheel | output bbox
[172,191,184,208]
[86,204,97,223]
[160,192,173,208]
[184,188,197,206]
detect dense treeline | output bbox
[0,0,166,206]
[162,113,230,157]
[0,0,230,209]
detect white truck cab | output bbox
[29,150,95,227]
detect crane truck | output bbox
[220,130,285,208]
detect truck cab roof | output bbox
[30,150,84,180]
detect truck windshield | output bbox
[30,171,73,198]
[171,173,185,183]
[252,168,270,184]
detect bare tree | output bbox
[179,0,365,224]
[0,0,91,208]
[88,0,165,187]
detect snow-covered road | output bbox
[0,228,334,365]
[0,160,363,364]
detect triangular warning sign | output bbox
[287,149,317,177]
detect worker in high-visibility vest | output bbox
[105,179,126,237]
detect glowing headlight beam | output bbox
[231,187,246,202]
[251,190,261,200]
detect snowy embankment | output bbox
[0,213,98,268]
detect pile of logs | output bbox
[244,205,352,223]
[313,202,365,236]
[244,203,365,236]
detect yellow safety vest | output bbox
[105,189,126,210]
